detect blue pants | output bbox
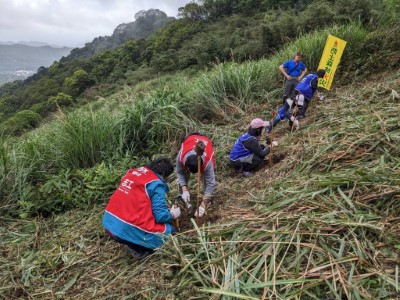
[267,102,303,133]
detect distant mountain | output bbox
[0,41,67,48]
[0,44,71,85]
[66,9,174,60]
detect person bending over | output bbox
[103,157,180,259]
[176,133,216,218]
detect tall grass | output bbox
[123,88,197,154]
[178,23,369,124]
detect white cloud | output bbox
[0,0,190,47]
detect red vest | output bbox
[105,167,167,233]
[179,135,215,172]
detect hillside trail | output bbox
[175,99,319,232]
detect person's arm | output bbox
[310,76,319,94]
[242,137,270,158]
[279,64,291,80]
[176,152,188,192]
[298,67,308,81]
[203,162,216,197]
[148,181,173,223]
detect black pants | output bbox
[282,78,299,105]
[298,98,310,117]
[230,155,264,173]
[106,230,153,254]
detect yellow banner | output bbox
[318,34,347,90]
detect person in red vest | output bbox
[176,133,216,218]
[102,157,180,259]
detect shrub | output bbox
[1,110,42,135]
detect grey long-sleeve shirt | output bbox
[240,134,270,159]
[176,149,216,197]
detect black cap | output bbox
[185,154,203,173]
[317,69,326,78]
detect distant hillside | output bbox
[0,44,71,72]
[66,9,174,60]
[0,44,71,85]
[0,41,65,48]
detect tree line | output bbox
[0,0,394,135]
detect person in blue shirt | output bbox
[279,51,307,105]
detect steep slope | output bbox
[1,71,398,299]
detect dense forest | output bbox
[1,0,398,135]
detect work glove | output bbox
[317,92,325,101]
[271,141,278,147]
[170,205,181,219]
[194,205,206,218]
[295,119,300,130]
[290,116,295,122]
[181,191,192,208]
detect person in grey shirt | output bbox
[176,133,216,218]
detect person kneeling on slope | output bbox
[103,157,180,259]
[229,118,278,177]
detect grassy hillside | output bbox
[1,71,398,299]
[0,18,399,298]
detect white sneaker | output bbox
[185,199,192,209]
[194,205,206,218]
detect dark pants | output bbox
[230,155,264,173]
[105,231,153,255]
[282,78,299,104]
[106,227,177,252]
[298,98,310,117]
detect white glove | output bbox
[271,141,278,147]
[194,205,206,218]
[295,119,300,130]
[318,92,325,101]
[170,205,181,219]
[181,191,192,208]
[290,116,295,122]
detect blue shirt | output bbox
[229,132,254,160]
[295,73,318,100]
[282,60,306,77]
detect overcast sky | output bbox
[0,0,191,47]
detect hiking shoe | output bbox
[242,171,253,177]
[125,245,150,259]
